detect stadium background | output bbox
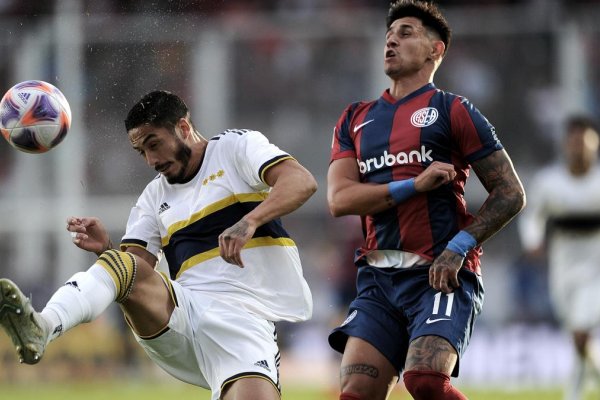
[0,0,599,398]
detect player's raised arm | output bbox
[218,158,317,267]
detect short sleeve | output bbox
[120,186,162,257]
[450,97,503,163]
[233,130,293,189]
[331,103,358,162]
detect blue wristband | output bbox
[445,230,477,257]
[388,178,417,204]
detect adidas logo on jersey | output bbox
[158,202,170,214]
[357,146,433,174]
[65,281,80,291]
[254,359,271,372]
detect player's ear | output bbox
[430,40,445,61]
[177,118,191,139]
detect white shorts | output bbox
[132,279,281,400]
[549,234,600,331]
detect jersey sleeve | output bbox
[120,184,163,257]
[450,96,503,163]
[233,130,294,189]
[330,103,358,162]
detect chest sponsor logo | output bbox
[411,107,439,127]
[357,146,433,174]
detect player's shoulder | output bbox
[431,87,471,108]
[209,128,262,143]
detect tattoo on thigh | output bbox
[341,364,379,378]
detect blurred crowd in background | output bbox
[0,0,600,389]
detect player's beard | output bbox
[165,139,193,184]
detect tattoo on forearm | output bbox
[341,364,379,378]
[470,150,525,243]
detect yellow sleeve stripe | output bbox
[177,237,296,279]
[259,155,295,184]
[161,192,268,247]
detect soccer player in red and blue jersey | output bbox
[327,1,526,399]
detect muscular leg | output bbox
[338,337,398,400]
[119,263,174,337]
[221,377,280,400]
[403,335,466,400]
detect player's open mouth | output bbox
[385,50,395,59]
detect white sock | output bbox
[40,264,117,343]
[565,355,585,400]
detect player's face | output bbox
[129,124,193,184]
[565,128,599,174]
[384,17,437,79]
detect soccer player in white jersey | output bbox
[0,90,317,400]
[519,115,600,400]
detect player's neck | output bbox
[387,68,434,100]
[388,77,433,101]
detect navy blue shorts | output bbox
[328,265,484,377]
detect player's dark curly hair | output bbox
[387,0,451,54]
[566,115,598,135]
[124,90,191,132]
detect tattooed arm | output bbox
[467,149,526,243]
[429,149,526,292]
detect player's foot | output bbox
[0,278,49,364]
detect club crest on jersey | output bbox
[411,107,438,127]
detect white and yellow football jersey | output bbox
[120,129,312,322]
[519,163,600,329]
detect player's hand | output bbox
[66,216,111,256]
[414,161,457,192]
[218,219,256,268]
[429,249,463,293]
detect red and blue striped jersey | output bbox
[330,83,503,274]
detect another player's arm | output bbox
[327,157,457,217]
[218,159,317,267]
[429,149,526,293]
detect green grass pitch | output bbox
[0,381,585,400]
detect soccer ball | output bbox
[0,80,71,153]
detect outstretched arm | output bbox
[429,149,526,293]
[219,159,317,267]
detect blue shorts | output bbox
[328,265,484,377]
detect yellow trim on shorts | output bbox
[221,373,280,398]
[119,242,146,252]
[176,237,296,279]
